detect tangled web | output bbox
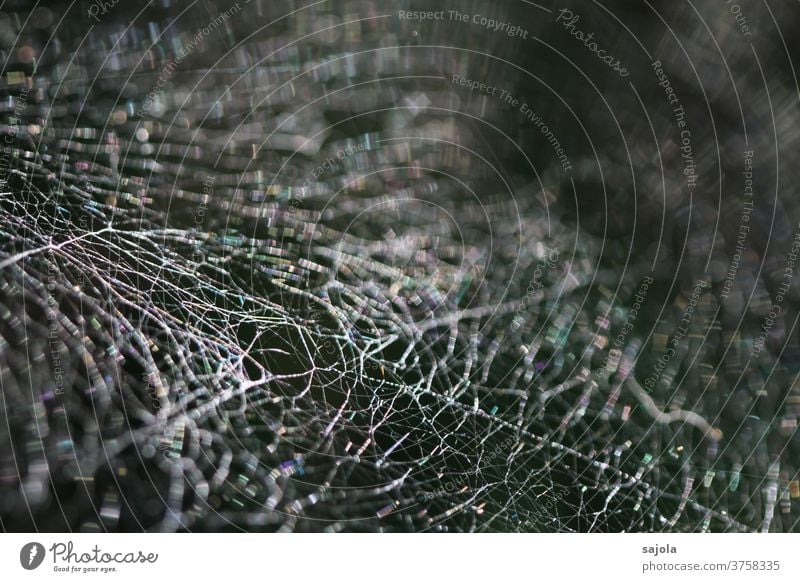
[1,0,799,532]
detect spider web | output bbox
[1,0,799,533]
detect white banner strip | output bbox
[1,533,798,581]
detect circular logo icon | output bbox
[20,542,46,570]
